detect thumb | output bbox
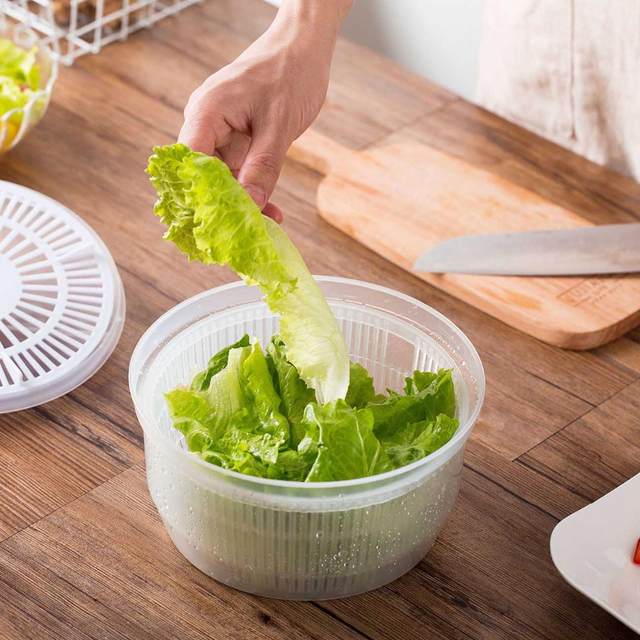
[238,133,287,210]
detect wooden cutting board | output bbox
[288,128,640,350]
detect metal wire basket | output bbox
[1,0,201,64]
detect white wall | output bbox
[264,0,486,101]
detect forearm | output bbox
[274,0,352,49]
[278,0,353,24]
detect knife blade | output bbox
[413,223,640,276]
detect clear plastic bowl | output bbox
[0,21,58,154]
[129,277,485,600]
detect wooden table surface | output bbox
[1,1,640,638]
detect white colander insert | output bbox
[0,180,125,413]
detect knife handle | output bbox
[287,127,354,175]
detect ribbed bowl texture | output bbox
[129,277,485,599]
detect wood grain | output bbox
[520,380,640,502]
[0,0,638,638]
[0,395,141,541]
[0,467,368,640]
[403,100,640,227]
[595,337,640,374]
[289,127,640,350]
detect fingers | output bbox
[218,131,251,177]
[179,91,233,155]
[238,131,288,212]
[219,133,284,222]
[178,84,287,223]
[263,202,284,224]
[178,117,216,155]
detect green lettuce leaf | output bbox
[0,39,43,149]
[165,387,220,451]
[201,446,270,478]
[205,345,248,432]
[266,335,315,447]
[403,369,456,419]
[217,420,285,466]
[345,362,378,408]
[370,369,457,441]
[240,342,289,446]
[0,39,40,91]
[171,341,291,469]
[147,144,349,403]
[0,80,28,116]
[380,414,459,467]
[405,369,456,418]
[191,334,250,391]
[371,369,459,467]
[300,401,392,481]
[266,449,316,481]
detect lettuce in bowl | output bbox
[147,144,459,482]
[165,334,459,482]
[0,35,56,153]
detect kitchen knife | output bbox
[413,223,640,276]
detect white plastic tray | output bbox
[550,473,640,634]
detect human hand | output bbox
[179,0,351,221]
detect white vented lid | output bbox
[0,181,125,413]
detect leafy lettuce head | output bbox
[147,143,350,403]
